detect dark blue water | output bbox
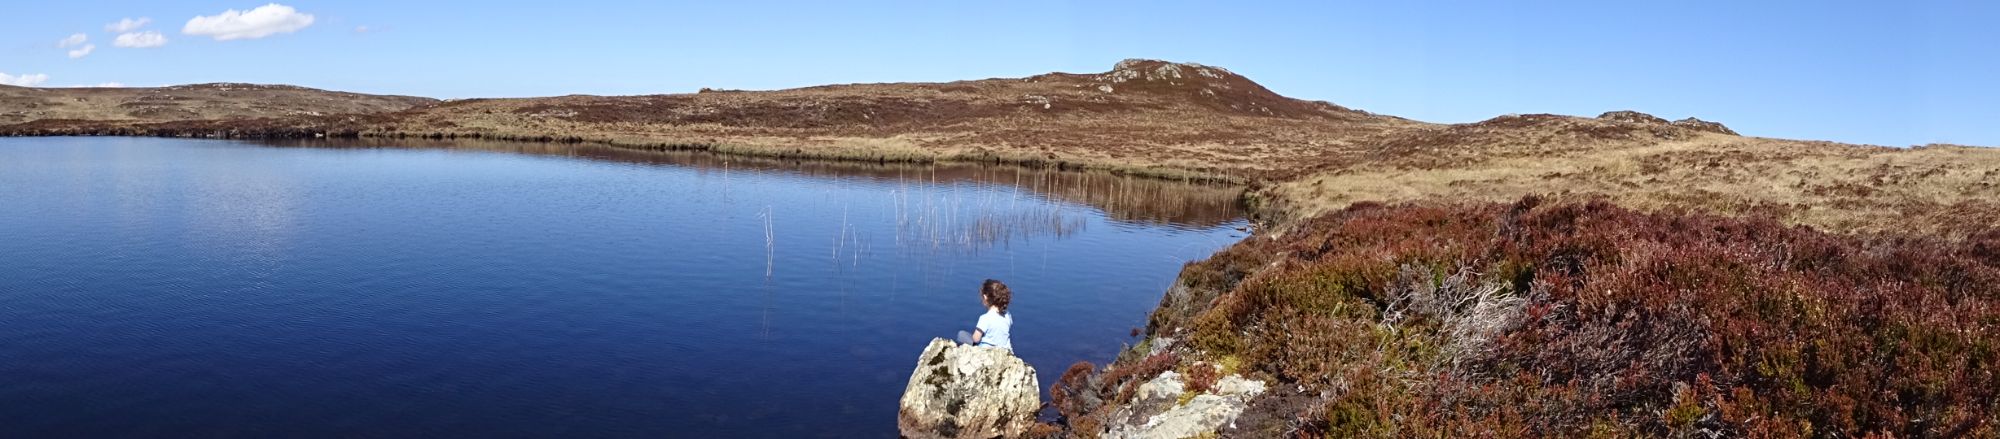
[0,137,1245,437]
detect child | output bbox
[955,279,1013,352]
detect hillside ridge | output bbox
[0,82,434,125]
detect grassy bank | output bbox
[407,130,1248,184]
[0,123,1244,185]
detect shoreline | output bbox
[0,129,1251,186]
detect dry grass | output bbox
[1264,133,2000,238]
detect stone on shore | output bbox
[1103,368,1268,439]
[898,338,1041,439]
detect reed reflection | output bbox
[257,138,1246,229]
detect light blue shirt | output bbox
[975,308,1012,351]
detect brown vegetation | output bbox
[0,83,432,125]
[1093,197,1998,437]
[0,60,1424,183]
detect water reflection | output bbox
[255,138,1246,229]
[889,177,1086,255]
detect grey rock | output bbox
[1104,366,1267,439]
[898,338,1041,439]
[1597,110,1669,125]
[1671,117,1738,135]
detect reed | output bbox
[757,205,774,278]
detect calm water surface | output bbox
[0,137,1245,437]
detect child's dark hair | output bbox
[982,279,1011,315]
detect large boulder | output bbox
[898,338,1041,439]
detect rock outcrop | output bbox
[1671,117,1738,135]
[1598,110,1738,136]
[1597,110,1670,125]
[1096,59,1240,85]
[898,338,1041,439]
[1102,368,1268,439]
[1078,58,1363,119]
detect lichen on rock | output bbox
[1099,59,1236,85]
[898,338,1041,439]
[1102,367,1267,439]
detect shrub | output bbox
[1050,361,1099,422]
[1101,352,1180,404]
[1183,362,1220,394]
[1141,196,2000,437]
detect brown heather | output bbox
[1091,197,1997,438]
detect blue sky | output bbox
[2,1,1994,146]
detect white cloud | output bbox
[0,72,51,87]
[106,17,152,33]
[182,4,315,41]
[96,82,126,87]
[354,25,369,33]
[57,33,88,48]
[115,31,168,48]
[68,44,97,58]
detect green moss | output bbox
[1215,355,1244,375]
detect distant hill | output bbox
[0,83,434,125]
[0,60,1429,179]
[324,58,1435,179]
